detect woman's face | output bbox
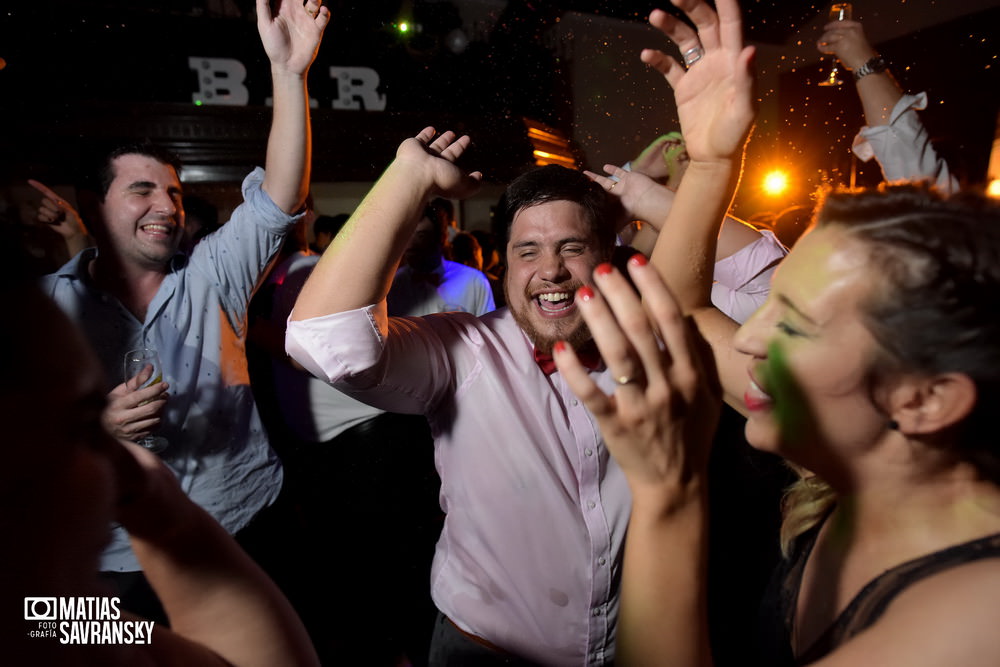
[733,226,891,472]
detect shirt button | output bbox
[585,448,593,457]
[592,607,602,616]
[571,399,579,406]
[598,556,607,566]
[587,501,596,510]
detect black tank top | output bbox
[756,520,1000,665]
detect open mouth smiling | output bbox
[535,290,575,315]
[140,223,174,236]
[744,372,774,412]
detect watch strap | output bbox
[853,56,888,81]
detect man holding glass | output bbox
[38,0,328,619]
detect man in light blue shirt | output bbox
[38,0,328,613]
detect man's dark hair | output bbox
[494,165,615,256]
[76,141,183,200]
[425,198,452,244]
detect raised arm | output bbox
[115,442,319,666]
[257,0,329,213]
[585,165,764,261]
[290,128,481,321]
[818,20,900,126]
[644,0,755,308]
[819,19,957,192]
[644,0,757,411]
[27,179,91,257]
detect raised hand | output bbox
[585,165,673,231]
[817,19,878,71]
[256,0,330,76]
[554,255,721,500]
[27,179,88,241]
[396,127,484,201]
[641,0,756,165]
[631,133,689,186]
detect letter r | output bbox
[330,66,387,111]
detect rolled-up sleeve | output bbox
[711,230,787,324]
[286,304,472,417]
[285,305,385,385]
[852,92,958,194]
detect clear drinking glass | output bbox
[818,3,853,87]
[123,348,169,453]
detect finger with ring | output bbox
[683,45,705,67]
[615,374,637,386]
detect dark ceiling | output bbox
[51,0,824,44]
[553,0,823,44]
[2,0,996,188]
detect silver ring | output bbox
[614,375,636,386]
[683,45,705,67]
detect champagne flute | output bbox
[818,3,853,87]
[123,348,169,453]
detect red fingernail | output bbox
[595,262,613,276]
[629,253,648,267]
[553,341,566,354]
[578,286,595,301]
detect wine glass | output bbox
[123,348,169,453]
[818,3,853,87]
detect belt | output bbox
[446,616,511,655]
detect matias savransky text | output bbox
[24,596,155,644]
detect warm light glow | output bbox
[987,178,1000,199]
[397,22,410,33]
[762,169,790,197]
[532,150,576,168]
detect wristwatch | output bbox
[853,56,888,81]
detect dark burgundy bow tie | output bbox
[533,342,603,376]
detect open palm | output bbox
[257,0,329,75]
[642,0,756,164]
[396,127,484,200]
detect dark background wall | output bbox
[1,0,997,220]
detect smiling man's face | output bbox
[97,153,185,270]
[504,199,604,354]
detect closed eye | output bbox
[776,321,803,337]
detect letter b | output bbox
[189,57,249,106]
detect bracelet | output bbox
[853,56,888,81]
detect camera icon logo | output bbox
[24,597,57,621]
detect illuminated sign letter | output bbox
[330,66,386,111]
[188,57,249,106]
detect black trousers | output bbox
[428,613,544,667]
[281,412,442,667]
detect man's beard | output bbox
[505,280,593,355]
